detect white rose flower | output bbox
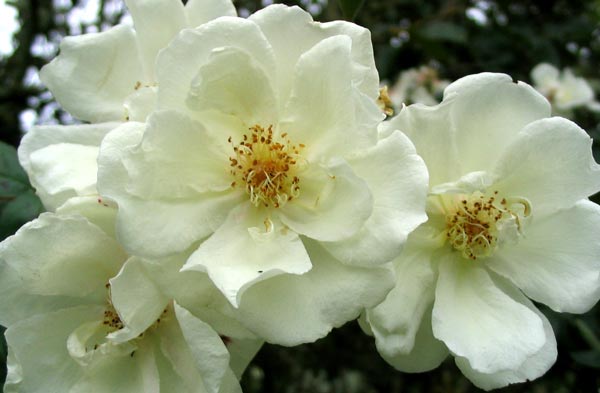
[531,62,600,114]
[389,65,450,108]
[365,73,600,390]
[97,4,429,345]
[0,198,261,393]
[19,0,236,211]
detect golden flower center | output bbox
[229,125,304,208]
[445,191,530,260]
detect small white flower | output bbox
[0,197,261,393]
[19,0,236,211]
[388,65,450,108]
[531,62,600,114]
[97,4,429,345]
[365,73,600,390]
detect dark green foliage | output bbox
[336,0,365,21]
[0,141,43,240]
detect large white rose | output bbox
[365,73,600,390]
[0,198,261,393]
[19,0,236,211]
[97,4,429,345]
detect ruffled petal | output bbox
[97,121,146,199]
[0,262,85,327]
[173,303,239,393]
[322,131,428,266]
[98,120,242,257]
[114,194,241,258]
[489,200,600,313]
[366,246,437,359]
[249,4,379,101]
[278,159,373,242]
[0,213,126,300]
[122,110,233,199]
[432,254,546,373]
[5,306,103,393]
[39,25,142,122]
[157,18,276,113]
[455,274,557,390]
[375,306,448,373]
[281,35,380,161]
[124,86,157,122]
[384,97,461,186]
[185,46,278,126]
[0,197,119,326]
[184,0,236,27]
[233,240,395,346]
[444,73,551,175]
[19,122,116,211]
[108,257,170,342]
[130,256,256,341]
[226,337,263,379]
[124,0,187,81]
[69,340,159,393]
[493,117,600,215]
[183,203,312,307]
[56,196,119,239]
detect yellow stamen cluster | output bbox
[229,125,304,208]
[377,86,394,116]
[446,191,526,260]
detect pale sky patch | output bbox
[0,0,19,56]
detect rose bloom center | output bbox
[444,191,530,260]
[229,125,304,208]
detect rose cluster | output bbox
[1,0,600,392]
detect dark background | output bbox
[0,0,599,391]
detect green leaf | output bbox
[571,350,600,368]
[0,190,44,240]
[419,21,467,44]
[0,141,29,199]
[336,0,366,21]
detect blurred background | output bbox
[0,0,599,391]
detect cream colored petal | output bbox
[281,35,380,161]
[183,204,312,307]
[184,0,236,27]
[367,246,437,359]
[233,240,395,346]
[322,131,428,266]
[375,306,448,373]
[125,0,187,81]
[108,257,170,342]
[445,73,551,176]
[5,306,104,393]
[19,122,116,211]
[455,274,557,390]
[489,200,600,313]
[0,213,125,299]
[185,46,278,126]
[40,25,142,122]
[156,18,276,113]
[493,117,600,215]
[432,254,546,374]
[249,4,379,102]
[278,159,373,242]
